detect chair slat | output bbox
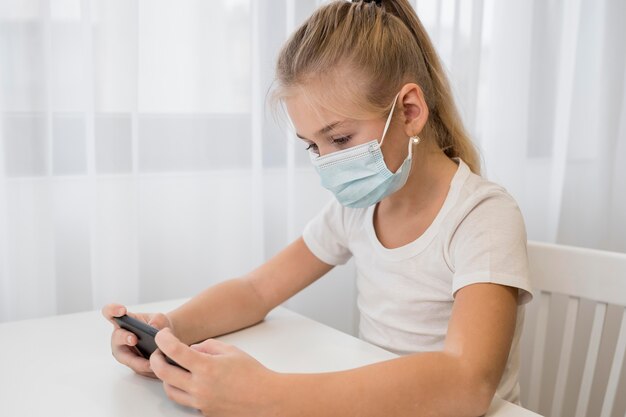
[528,291,550,411]
[527,242,626,417]
[574,302,607,417]
[527,241,626,306]
[551,296,579,417]
[600,307,626,417]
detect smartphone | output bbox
[113,314,187,371]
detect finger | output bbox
[155,328,207,372]
[111,328,151,374]
[124,310,143,321]
[113,344,153,375]
[102,303,127,325]
[136,370,159,380]
[112,328,138,347]
[190,338,232,355]
[148,313,170,330]
[150,349,192,392]
[162,381,197,409]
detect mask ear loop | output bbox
[379,92,400,147]
[407,135,421,158]
[379,92,422,159]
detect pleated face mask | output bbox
[309,93,420,208]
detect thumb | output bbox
[148,313,170,330]
[190,339,232,355]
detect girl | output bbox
[103,1,533,416]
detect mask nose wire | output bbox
[378,92,400,148]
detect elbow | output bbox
[462,375,498,417]
[453,365,499,417]
[471,383,496,416]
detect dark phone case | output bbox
[113,315,187,371]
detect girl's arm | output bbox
[167,237,333,344]
[274,282,519,417]
[150,255,518,417]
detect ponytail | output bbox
[381,0,481,174]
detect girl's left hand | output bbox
[150,328,282,417]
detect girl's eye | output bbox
[304,135,351,155]
[332,136,351,145]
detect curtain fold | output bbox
[0,0,624,327]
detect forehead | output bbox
[283,92,347,137]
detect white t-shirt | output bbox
[302,158,533,405]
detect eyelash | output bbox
[305,136,352,152]
[332,136,352,145]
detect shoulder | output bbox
[444,163,533,304]
[301,197,368,265]
[442,162,528,267]
[448,166,526,235]
[307,197,369,236]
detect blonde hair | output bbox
[270,0,481,175]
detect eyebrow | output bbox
[295,120,344,141]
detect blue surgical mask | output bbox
[309,93,420,208]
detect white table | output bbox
[0,299,542,416]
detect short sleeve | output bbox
[302,199,353,266]
[449,192,534,305]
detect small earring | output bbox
[411,135,421,145]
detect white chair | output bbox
[521,241,626,417]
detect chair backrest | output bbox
[521,241,626,417]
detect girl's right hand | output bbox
[101,303,173,379]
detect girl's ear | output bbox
[399,83,429,137]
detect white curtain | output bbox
[1,0,624,329]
